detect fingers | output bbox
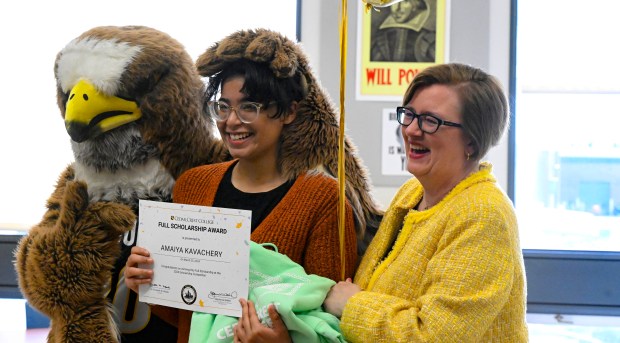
[234,299,291,343]
[130,246,152,259]
[267,304,287,335]
[323,281,361,318]
[247,300,262,328]
[126,247,153,267]
[323,285,343,318]
[124,266,153,293]
[235,299,260,342]
[233,324,242,342]
[240,298,254,332]
[124,247,154,293]
[234,300,248,342]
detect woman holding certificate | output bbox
[125,29,372,343]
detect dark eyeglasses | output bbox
[396,106,463,134]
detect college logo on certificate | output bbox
[181,285,197,305]
[137,200,251,317]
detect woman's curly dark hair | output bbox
[204,59,306,119]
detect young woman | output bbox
[125,30,363,342]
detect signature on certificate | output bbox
[208,290,238,305]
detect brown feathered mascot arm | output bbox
[196,29,384,253]
[15,167,135,343]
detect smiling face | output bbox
[216,76,294,165]
[402,84,475,187]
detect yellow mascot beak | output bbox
[65,79,142,142]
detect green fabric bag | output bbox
[189,242,345,343]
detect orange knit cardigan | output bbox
[159,160,357,342]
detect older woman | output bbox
[324,63,528,342]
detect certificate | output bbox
[137,200,251,317]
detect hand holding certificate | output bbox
[137,200,251,317]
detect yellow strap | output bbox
[338,0,348,282]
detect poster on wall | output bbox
[356,0,449,101]
[382,108,410,176]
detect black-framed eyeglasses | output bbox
[207,101,271,124]
[396,106,463,134]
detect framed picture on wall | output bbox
[356,0,449,101]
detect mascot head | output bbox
[54,25,227,179]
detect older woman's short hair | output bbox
[402,63,509,160]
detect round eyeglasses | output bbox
[396,106,463,134]
[207,101,269,124]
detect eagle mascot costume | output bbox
[14,26,382,343]
[14,26,229,343]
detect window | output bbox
[511,0,620,317]
[0,0,299,231]
[513,0,620,253]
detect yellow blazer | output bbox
[341,163,528,342]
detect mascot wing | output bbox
[15,26,229,343]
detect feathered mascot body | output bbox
[15,26,229,343]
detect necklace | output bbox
[416,197,429,211]
[419,187,453,210]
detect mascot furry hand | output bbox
[15,26,228,343]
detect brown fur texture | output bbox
[15,168,135,343]
[196,28,384,247]
[15,26,230,343]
